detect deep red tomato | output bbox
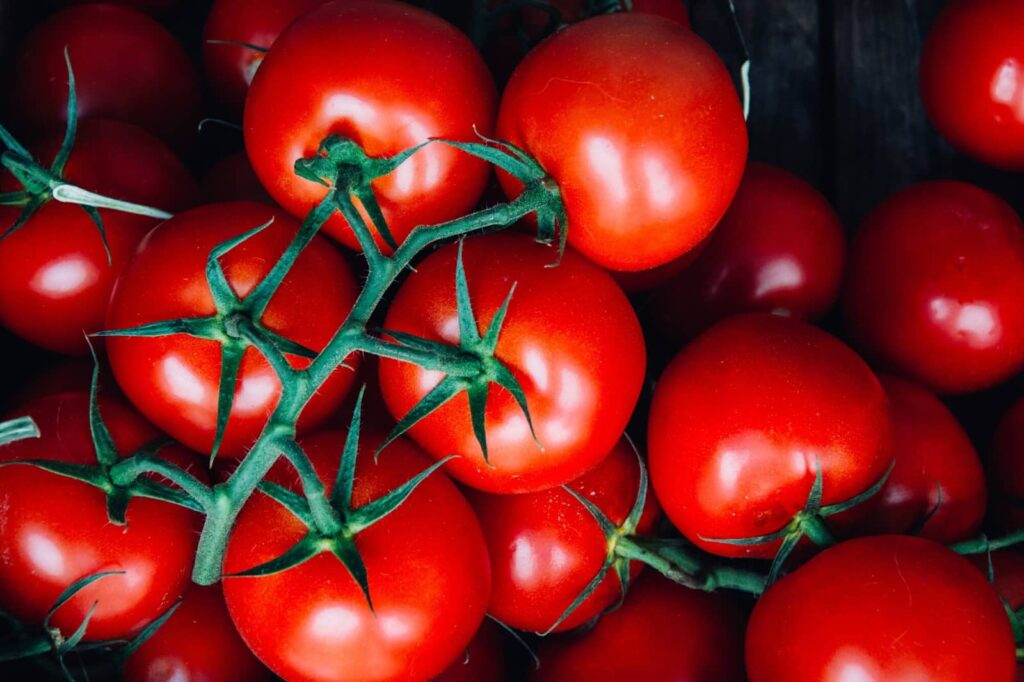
[843,181,1024,394]
[0,119,197,355]
[531,573,747,682]
[496,13,746,272]
[650,162,845,342]
[991,397,1024,530]
[7,3,201,147]
[648,313,890,558]
[201,152,272,204]
[244,0,496,253]
[747,535,1017,682]
[434,619,508,682]
[920,0,1024,170]
[378,232,646,493]
[969,549,1024,682]
[105,202,359,457]
[468,438,659,633]
[223,431,491,682]
[123,585,272,682]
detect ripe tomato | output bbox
[496,13,746,272]
[201,152,272,204]
[650,162,845,342]
[434,619,509,682]
[0,119,197,355]
[123,586,272,682]
[920,0,1024,170]
[968,549,1024,610]
[378,232,646,493]
[6,3,201,147]
[105,202,359,457]
[990,397,1024,530]
[468,438,659,633]
[746,535,1017,682]
[843,181,1024,394]
[648,314,890,558]
[244,0,496,253]
[223,431,491,682]
[531,573,747,682]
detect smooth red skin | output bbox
[223,431,491,682]
[531,573,746,682]
[747,536,1016,682]
[648,313,890,559]
[0,120,197,355]
[920,0,1024,170]
[969,550,1024,682]
[433,619,508,682]
[7,4,200,147]
[468,439,660,633]
[201,153,272,204]
[244,0,496,253]
[378,232,646,493]
[843,181,1024,395]
[124,586,272,682]
[496,14,746,272]
[990,397,1024,530]
[651,162,845,342]
[0,391,200,641]
[105,202,359,457]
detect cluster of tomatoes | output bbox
[1,0,1024,680]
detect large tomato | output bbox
[746,535,1017,682]
[843,181,1024,394]
[244,0,496,252]
[648,313,890,558]
[496,13,746,271]
[223,431,491,682]
[378,232,646,493]
[990,397,1024,530]
[105,202,359,457]
[0,119,197,355]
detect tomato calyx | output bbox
[0,415,39,447]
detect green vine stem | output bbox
[0,416,39,447]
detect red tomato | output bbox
[746,535,1017,682]
[920,0,1024,170]
[968,549,1024,610]
[124,585,272,682]
[223,431,491,682]
[434,619,508,682]
[378,232,646,493]
[531,573,747,682]
[7,3,201,147]
[0,119,197,355]
[201,152,272,204]
[105,202,359,457]
[843,181,1024,394]
[468,438,659,633]
[608,239,705,294]
[496,13,746,272]
[648,313,890,558]
[991,397,1024,530]
[650,162,845,342]
[244,0,496,253]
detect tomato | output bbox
[991,397,1024,530]
[378,232,646,493]
[201,152,272,204]
[222,431,490,682]
[969,549,1024,682]
[6,3,201,147]
[648,313,890,558]
[105,202,359,457]
[495,13,746,272]
[124,585,272,682]
[244,0,496,253]
[468,438,659,633]
[650,162,845,343]
[531,573,746,682]
[920,0,1024,170]
[434,619,509,682]
[746,535,1016,682]
[843,181,1024,394]
[0,119,197,355]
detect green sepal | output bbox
[118,599,182,658]
[377,374,464,456]
[50,47,78,178]
[79,203,113,265]
[331,537,374,614]
[263,329,317,359]
[94,315,219,340]
[258,481,316,527]
[819,459,895,516]
[44,571,124,630]
[0,459,111,490]
[621,437,648,533]
[909,483,944,536]
[766,531,802,586]
[350,184,397,251]
[54,601,99,656]
[128,477,205,513]
[204,38,270,53]
[1,193,44,241]
[333,387,365,506]
[562,485,618,538]
[0,416,39,446]
[540,560,612,636]
[0,190,29,206]
[86,344,119,468]
[206,218,275,310]
[105,488,131,526]
[347,456,454,534]
[227,534,321,578]
[210,341,246,464]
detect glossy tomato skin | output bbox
[468,439,660,633]
[648,313,890,558]
[244,0,496,253]
[843,181,1024,394]
[651,162,845,342]
[223,431,491,682]
[105,202,359,457]
[379,232,646,493]
[920,0,1024,170]
[0,120,197,355]
[434,619,508,682]
[531,573,747,682]
[990,397,1024,530]
[496,13,746,272]
[746,535,1016,682]
[7,4,200,147]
